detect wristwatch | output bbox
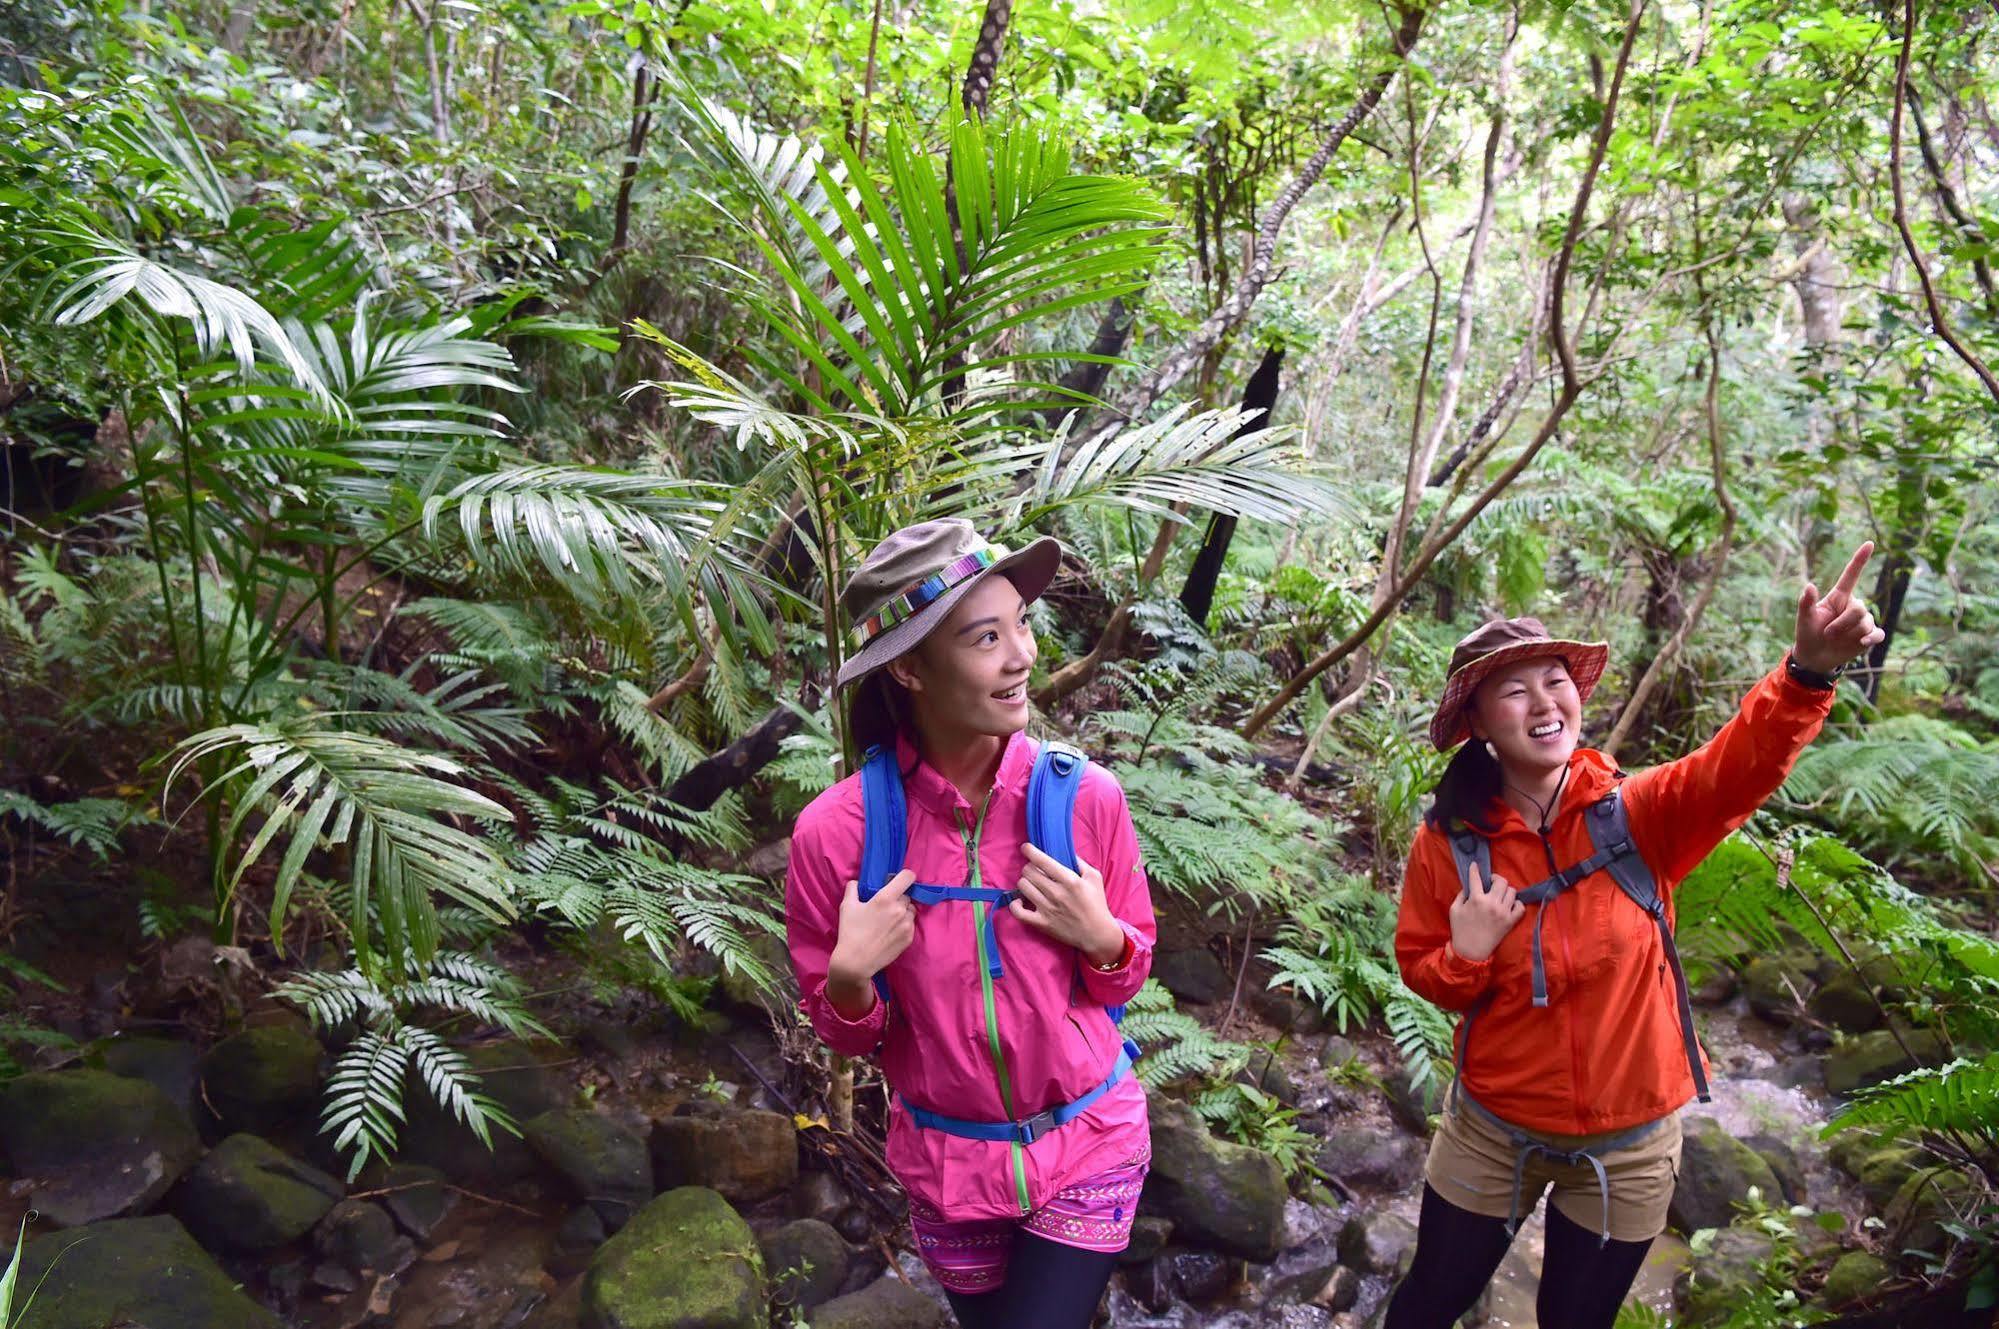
[1091,931,1135,973]
[1785,653,1844,691]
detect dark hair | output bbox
[1424,738,1502,833]
[846,671,911,755]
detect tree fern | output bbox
[275,949,544,1179]
[1783,715,1999,875]
[1120,980,1253,1087]
[1826,1054,1999,1154]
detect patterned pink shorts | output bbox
[908,1154,1150,1294]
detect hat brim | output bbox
[835,535,1062,690]
[1428,638,1610,752]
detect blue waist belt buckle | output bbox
[905,1048,1133,1145]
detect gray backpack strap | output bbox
[1586,788,1711,1103]
[1450,826,1492,901]
[1446,825,1494,1087]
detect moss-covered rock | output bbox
[1823,1029,1946,1097]
[1670,1117,1784,1234]
[1807,972,1882,1034]
[580,1186,765,1329]
[525,1108,652,1230]
[1851,1142,1927,1211]
[199,1024,324,1134]
[1819,1250,1892,1309]
[1142,1095,1288,1261]
[173,1132,344,1252]
[96,1034,202,1123]
[1885,1166,1980,1257]
[15,1215,279,1329]
[0,1068,200,1227]
[1740,952,1818,1023]
[1676,1225,1777,1324]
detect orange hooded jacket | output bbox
[1394,663,1836,1135]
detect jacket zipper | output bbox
[958,797,1033,1216]
[1536,825,1588,1113]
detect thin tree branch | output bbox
[1242,0,1649,741]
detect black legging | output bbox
[942,1230,1121,1329]
[1384,1185,1655,1329]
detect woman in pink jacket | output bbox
[786,519,1158,1329]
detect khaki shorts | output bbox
[1424,1094,1684,1243]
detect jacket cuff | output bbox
[805,979,888,1056]
[1081,919,1152,1005]
[1438,941,1494,989]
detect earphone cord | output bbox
[1508,761,1571,834]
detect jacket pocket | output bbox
[1064,1009,1106,1068]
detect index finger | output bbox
[874,868,917,901]
[1830,541,1874,599]
[1021,843,1077,878]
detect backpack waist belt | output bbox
[902,1047,1134,1146]
[1453,1083,1666,1246]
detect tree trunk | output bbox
[1862,543,1915,703]
[661,700,812,812]
[1038,296,1138,430]
[1178,347,1285,627]
[1780,194,1844,348]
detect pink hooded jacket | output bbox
[786,730,1157,1221]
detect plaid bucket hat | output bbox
[835,519,1061,690]
[1428,616,1610,752]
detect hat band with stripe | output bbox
[851,543,1007,648]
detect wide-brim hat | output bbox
[835,518,1062,689]
[1428,616,1610,752]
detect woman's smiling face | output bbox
[1469,655,1582,777]
[886,574,1037,743]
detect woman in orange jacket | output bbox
[1384,543,1883,1329]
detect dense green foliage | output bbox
[4,0,1999,1318]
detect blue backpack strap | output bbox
[1027,740,1088,872]
[857,745,906,1004]
[1031,742,1140,1050]
[1586,787,1710,1103]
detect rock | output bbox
[807,1273,952,1329]
[832,1204,872,1244]
[1380,1065,1438,1135]
[15,1214,280,1329]
[1820,1250,1892,1308]
[1824,1029,1947,1096]
[97,1034,202,1122]
[312,1198,400,1274]
[1886,1166,1979,1256]
[1125,1254,1176,1310]
[199,1024,324,1134]
[401,1040,568,1186]
[1102,1288,1200,1328]
[1312,1126,1424,1192]
[581,1187,764,1329]
[1851,1141,1927,1211]
[761,1217,849,1310]
[525,1108,653,1230]
[1743,1132,1807,1205]
[1670,1117,1784,1233]
[649,1108,798,1204]
[1336,1211,1416,1277]
[1281,1197,1331,1250]
[1252,1240,1341,1305]
[1677,1225,1775,1323]
[1319,1037,1362,1074]
[173,1132,344,1252]
[1238,1053,1300,1104]
[1142,1097,1288,1262]
[1265,1309,1333,1328]
[1740,953,1816,1023]
[1153,948,1231,1005]
[1314,1265,1360,1313]
[1169,1248,1233,1303]
[790,1170,848,1223]
[553,1203,611,1277]
[1122,1213,1174,1264]
[1689,963,1736,1006]
[369,1160,456,1238]
[1252,987,1327,1036]
[0,1067,200,1227]
[1808,972,1883,1034]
